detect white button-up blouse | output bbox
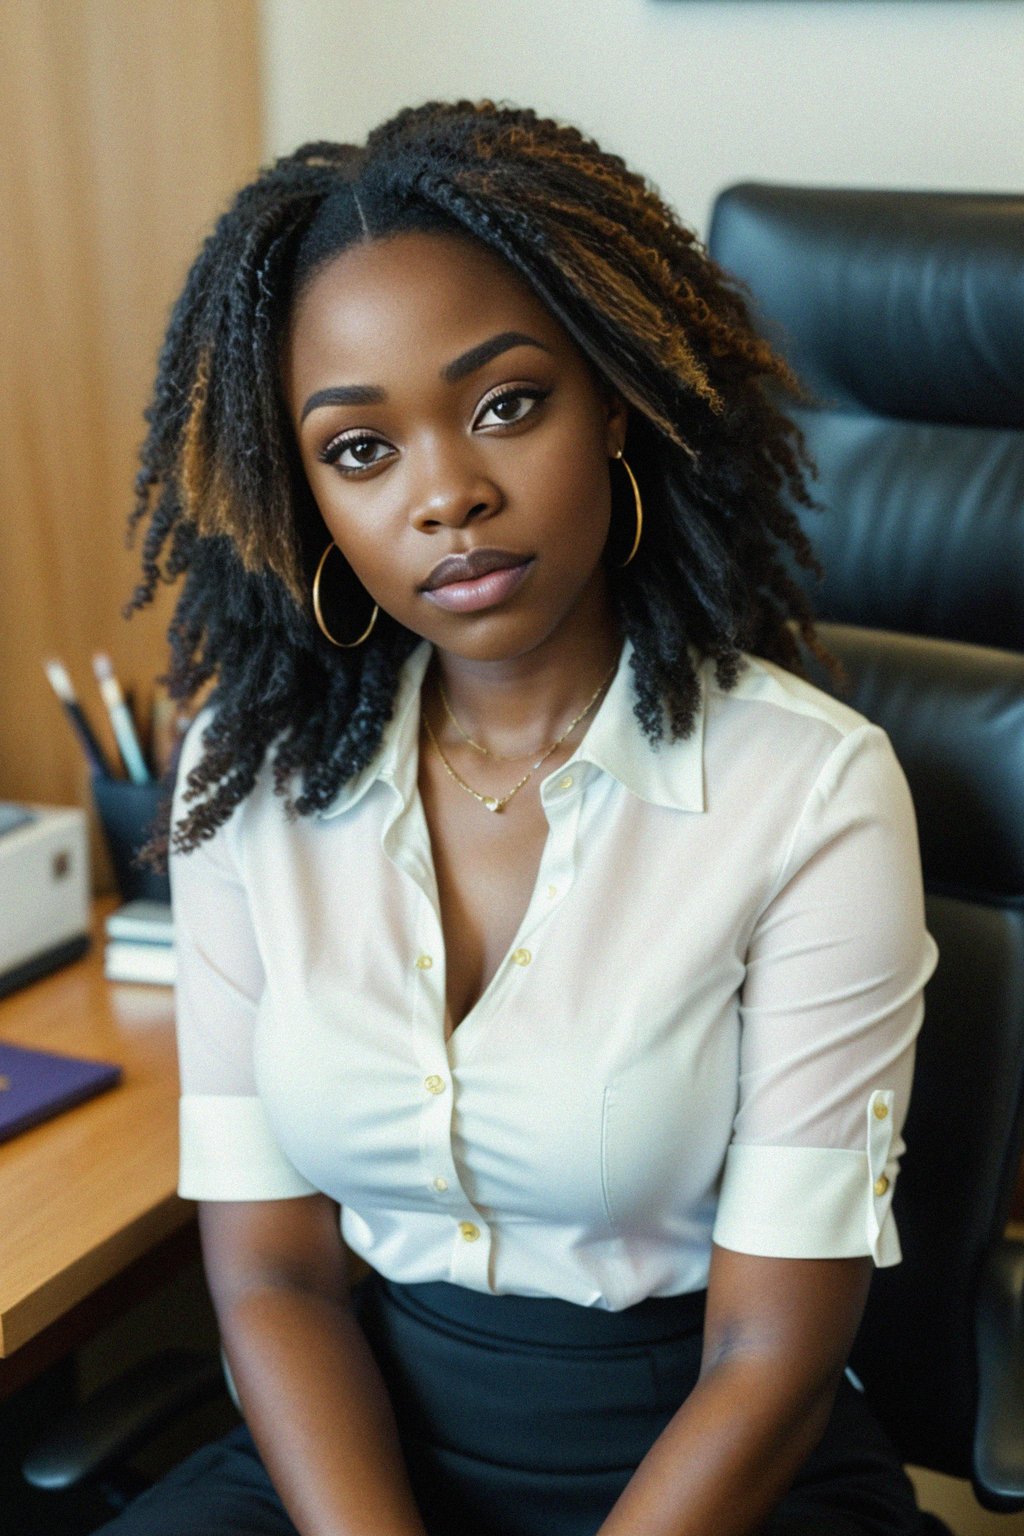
[173,639,939,1311]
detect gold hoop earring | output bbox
[312,542,379,648]
[612,449,643,567]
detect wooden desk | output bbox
[0,901,190,1387]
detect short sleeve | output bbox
[712,723,939,1266]
[171,711,317,1202]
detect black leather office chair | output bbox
[812,625,1024,1513]
[709,185,1024,1514]
[708,185,1024,651]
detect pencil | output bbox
[91,652,152,784]
[43,658,113,777]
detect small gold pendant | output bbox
[483,797,502,812]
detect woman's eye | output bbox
[475,388,550,429]
[317,390,549,471]
[320,435,393,473]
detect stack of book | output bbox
[104,899,175,986]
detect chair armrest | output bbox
[22,1349,224,1491]
[974,1235,1024,1511]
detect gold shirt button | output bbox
[512,948,531,967]
[432,1176,449,1193]
[546,884,558,900]
[557,774,574,790]
[874,1175,890,1198]
[873,1101,890,1120]
[459,1221,480,1242]
[424,1074,446,1095]
[415,954,433,970]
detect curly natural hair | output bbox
[129,99,837,868]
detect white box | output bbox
[0,804,90,996]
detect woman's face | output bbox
[283,230,626,663]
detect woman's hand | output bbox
[199,1195,429,1536]
[595,1244,874,1536]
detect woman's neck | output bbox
[426,585,623,760]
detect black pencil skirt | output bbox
[91,1269,943,1536]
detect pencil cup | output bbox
[92,777,171,903]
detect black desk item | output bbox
[92,777,171,904]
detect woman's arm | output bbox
[596,1245,873,1536]
[596,724,932,1533]
[169,719,425,1532]
[199,1196,428,1536]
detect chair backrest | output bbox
[707,183,1024,1485]
[708,185,1024,651]
[808,624,1024,1479]
[707,184,1024,1476]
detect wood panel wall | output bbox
[0,0,263,886]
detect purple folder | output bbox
[0,1041,122,1143]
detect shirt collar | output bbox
[561,639,705,813]
[316,641,433,819]
[316,637,706,820]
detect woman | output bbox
[106,101,941,1536]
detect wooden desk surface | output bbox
[0,901,188,1358]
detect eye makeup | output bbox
[316,385,553,475]
[317,432,393,472]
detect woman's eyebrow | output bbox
[441,330,551,384]
[300,331,551,423]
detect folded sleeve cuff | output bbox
[179,1095,319,1201]
[713,1094,902,1267]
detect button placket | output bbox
[398,794,447,1067]
[503,775,584,956]
[449,1209,492,1287]
[541,759,583,805]
[383,770,489,1248]
[425,1156,463,1200]
[422,1139,462,1201]
[449,782,583,1083]
[410,891,446,1062]
[409,890,461,1205]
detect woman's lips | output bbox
[422,558,534,613]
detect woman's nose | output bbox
[408,446,504,533]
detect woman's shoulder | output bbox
[703,650,875,741]
[697,649,906,813]
[706,648,896,774]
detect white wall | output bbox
[260,0,1024,236]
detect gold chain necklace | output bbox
[422,659,617,813]
[438,676,546,761]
